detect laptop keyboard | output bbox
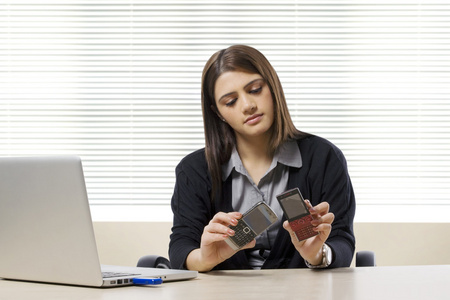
[102,271,140,278]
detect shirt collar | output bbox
[221,140,302,181]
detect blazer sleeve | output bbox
[300,137,356,268]
[168,149,214,269]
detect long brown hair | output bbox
[201,45,306,200]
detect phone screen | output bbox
[278,193,309,219]
[243,205,274,234]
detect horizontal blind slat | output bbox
[1,1,450,208]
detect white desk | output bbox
[1,265,449,300]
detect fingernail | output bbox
[230,218,238,225]
[228,229,235,236]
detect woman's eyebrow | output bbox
[244,78,264,89]
[218,91,236,103]
[218,78,264,103]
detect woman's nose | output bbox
[241,95,256,113]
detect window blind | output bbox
[1,1,449,216]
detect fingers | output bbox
[282,220,297,242]
[210,211,241,226]
[203,212,242,241]
[283,200,334,243]
[307,200,334,224]
[307,200,329,217]
[311,212,335,227]
[308,200,334,235]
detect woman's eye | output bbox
[225,98,237,107]
[249,87,262,94]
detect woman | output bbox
[169,45,355,272]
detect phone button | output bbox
[243,227,251,234]
[292,219,305,226]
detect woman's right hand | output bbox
[185,211,256,272]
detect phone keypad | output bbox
[290,215,318,242]
[229,220,257,248]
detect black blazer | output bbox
[169,135,356,270]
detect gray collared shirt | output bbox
[222,140,302,269]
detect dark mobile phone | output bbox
[276,188,318,242]
[225,201,278,251]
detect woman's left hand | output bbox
[282,200,334,265]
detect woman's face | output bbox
[214,71,274,142]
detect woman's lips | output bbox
[245,114,263,125]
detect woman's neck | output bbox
[235,134,274,185]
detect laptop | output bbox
[0,156,197,287]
